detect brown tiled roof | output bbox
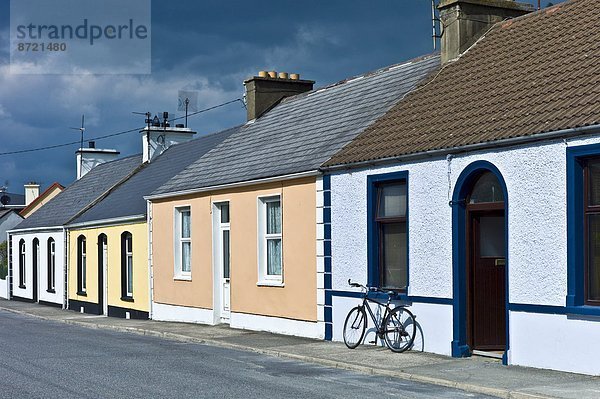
[325,0,600,167]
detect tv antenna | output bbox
[431,0,442,51]
[70,114,86,176]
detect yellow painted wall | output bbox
[152,177,317,322]
[68,222,149,312]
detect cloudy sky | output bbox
[0,0,556,195]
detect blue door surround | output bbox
[451,161,510,364]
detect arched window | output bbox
[47,238,56,292]
[121,232,133,298]
[468,171,505,204]
[18,239,25,288]
[77,235,87,294]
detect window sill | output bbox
[257,281,284,288]
[76,291,87,297]
[174,276,192,281]
[46,289,55,294]
[121,296,134,302]
[565,305,600,317]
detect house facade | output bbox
[65,125,231,319]
[147,57,439,337]
[322,0,600,375]
[7,155,141,306]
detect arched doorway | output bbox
[451,161,509,361]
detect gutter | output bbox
[66,214,146,229]
[7,226,63,234]
[321,124,600,172]
[145,170,321,201]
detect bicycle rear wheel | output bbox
[343,306,366,349]
[383,307,416,353]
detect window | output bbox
[258,196,282,283]
[121,232,133,298]
[77,235,86,294]
[368,172,408,291]
[566,145,600,312]
[18,239,25,288]
[47,238,55,292]
[584,159,600,305]
[174,207,191,278]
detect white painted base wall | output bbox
[331,295,452,355]
[230,312,324,339]
[510,311,600,376]
[0,279,7,299]
[152,302,215,325]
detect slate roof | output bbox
[153,54,440,195]
[325,0,600,167]
[0,209,14,220]
[70,127,238,224]
[14,155,142,230]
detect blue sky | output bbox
[0,0,558,194]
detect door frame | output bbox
[451,160,509,364]
[211,201,231,323]
[98,234,108,316]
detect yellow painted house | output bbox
[147,58,439,338]
[65,124,232,318]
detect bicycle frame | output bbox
[360,293,393,336]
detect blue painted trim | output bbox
[323,191,331,207]
[366,170,409,289]
[451,160,509,359]
[565,144,600,308]
[322,207,331,224]
[325,323,332,340]
[323,175,331,191]
[324,256,331,273]
[323,240,331,257]
[509,303,565,315]
[324,306,332,321]
[329,290,453,305]
[324,224,331,240]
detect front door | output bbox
[469,210,506,351]
[215,203,231,322]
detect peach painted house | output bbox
[146,57,439,338]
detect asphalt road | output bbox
[0,310,491,398]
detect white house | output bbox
[7,154,141,306]
[321,0,600,375]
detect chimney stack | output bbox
[76,143,120,180]
[438,0,533,64]
[244,71,314,121]
[23,182,40,206]
[140,113,196,163]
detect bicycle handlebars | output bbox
[347,279,396,297]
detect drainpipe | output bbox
[147,200,153,319]
[64,228,68,310]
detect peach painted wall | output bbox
[152,177,317,322]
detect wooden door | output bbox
[470,210,506,351]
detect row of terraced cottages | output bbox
[7,0,600,375]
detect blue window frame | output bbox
[567,143,600,310]
[367,170,409,291]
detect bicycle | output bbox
[343,279,416,353]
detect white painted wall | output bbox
[0,279,7,299]
[9,230,64,305]
[329,135,600,375]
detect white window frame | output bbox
[48,238,56,291]
[257,195,283,285]
[125,234,133,297]
[174,206,192,280]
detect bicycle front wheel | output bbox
[383,307,416,353]
[343,306,366,349]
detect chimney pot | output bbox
[88,141,95,149]
[289,73,300,80]
[258,70,268,78]
[268,71,278,78]
[278,72,289,79]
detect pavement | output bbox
[0,299,598,399]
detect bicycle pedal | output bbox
[368,340,376,344]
